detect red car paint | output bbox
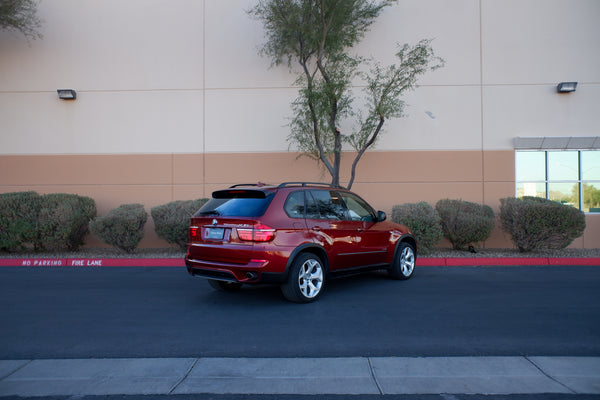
[185,182,417,302]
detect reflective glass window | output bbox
[547,151,578,181]
[284,191,305,219]
[516,182,545,199]
[516,152,545,181]
[515,149,600,212]
[548,182,579,208]
[583,183,600,213]
[581,151,600,181]
[339,192,375,222]
[309,190,347,220]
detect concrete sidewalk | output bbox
[0,356,598,396]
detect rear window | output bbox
[194,190,274,217]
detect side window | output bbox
[306,191,320,219]
[309,190,347,220]
[284,191,305,219]
[340,192,376,222]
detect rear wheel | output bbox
[207,279,243,291]
[389,242,416,280]
[281,253,325,303]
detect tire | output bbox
[207,279,243,292]
[389,242,416,280]
[281,253,325,303]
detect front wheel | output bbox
[389,242,416,280]
[281,253,325,303]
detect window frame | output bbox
[515,149,600,213]
[338,191,377,222]
[283,190,307,219]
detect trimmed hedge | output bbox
[0,192,96,252]
[90,204,148,253]
[0,191,42,252]
[37,193,97,251]
[500,196,586,252]
[391,201,442,254]
[436,199,495,250]
[151,199,208,249]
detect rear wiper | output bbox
[198,210,220,216]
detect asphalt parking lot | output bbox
[0,265,599,397]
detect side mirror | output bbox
[377,210,387,222]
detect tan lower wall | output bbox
[1,151,598,249]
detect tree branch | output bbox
[348,114,385,189]
[299,57,335,178]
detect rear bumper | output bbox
[185,257,287,284]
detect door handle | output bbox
[356,228,364,232]
[312,226,322,231]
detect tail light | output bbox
[189,226,199,241]
[237,223,276,242]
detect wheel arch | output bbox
[396,234,418,259]
[285,243,329,278]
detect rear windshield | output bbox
[194,190,274,217]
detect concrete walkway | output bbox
[1,356,598,396]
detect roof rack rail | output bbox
[229,182,270,188]
[277,182,339,188]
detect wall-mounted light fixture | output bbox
[557,82,577,93]
[57,89,77,100]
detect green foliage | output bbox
[90,204,148,253]
[583,183,600,211]
[0,191,42,251]
[151,199,208,249]
[0,0,43,40]
[250,0,443,189]
[0,192,96,252]
[436,199,495,251]
[500,196,586,252]
[391,201,442,254]
[250,0,393,69]
[37,193,97,251]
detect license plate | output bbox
[206,227,225,240]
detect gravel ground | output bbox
[0,247,185,259]
[426,247,600,258]
[1,246,599,259]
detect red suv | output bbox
[185,183,417,302]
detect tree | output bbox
[582,183,600,211]
[0,0,43,41]
[250,0,443,188]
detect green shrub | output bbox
[36,193,97,251]
[90,204,148,253]
[0,191,42,251]
[151,199,208,249]
[435,199,495,250]
[500,196,586,252]
[391,201,443,254]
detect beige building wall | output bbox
[1,0,599,248]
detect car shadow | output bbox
[196,270,396,305]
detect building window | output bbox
[516,150,600,213]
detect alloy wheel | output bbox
[400,245,415,277]
[298,258,323,299]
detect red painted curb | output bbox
[444,257,550,266]
[416,258,445,266]
[0,257,598,268]
[0,258,185,267]
[547,257,600,266]
[417,257,600,267]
